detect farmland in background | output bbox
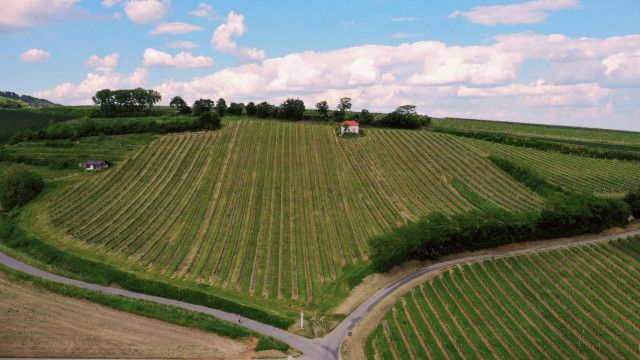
[42,120,542,310]
[0,109,76,143]
[433,117,640,148]
[366,236,640,360]
[465,138,640,194]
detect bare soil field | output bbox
[0,271,257,359]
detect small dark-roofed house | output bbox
[81,160,109,171]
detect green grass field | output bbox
[41,120,542,310]
[366,236,640,360]
[433,118,640,147]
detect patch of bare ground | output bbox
[338,221,640,360]
[0,272,258,359]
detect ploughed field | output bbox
[45,120,542,304]
[366,237,640,360]
[0,270,256,359]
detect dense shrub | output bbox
[193,99,215,116]
[357,109,374,125]
[169,96,191,115]
[245,102,257,116]
[255,101,276,118]
[278,98,305,120]
[624,183,640,218]
[199,111,221,129]
[215,98,227,117]
[378,105,430,129]
[370,193,630,271]
[227,102,244,115]
[0,166,44,210]
[369,158,631,271]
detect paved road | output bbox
[1,228,639,360]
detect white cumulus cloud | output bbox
[142,48,214,68]
[190,3,218,20]
[84,53,120,73]
[20,48,52,62]
[450,0,580,26]
[150,22,203,35]
[124,0,169,24]
[212,11,265,62]
[167,40,199,49]
[0,0,86,33]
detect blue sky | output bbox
[1,0,639,130]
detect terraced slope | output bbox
[464,138,640,193]
[45,121,541,304]
[366,237,640,360]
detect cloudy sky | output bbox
[1,0,639,130]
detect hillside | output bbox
[365,236,640,359]
[0,270,257,359]
[40,120,541,308]
[0,91,58,108]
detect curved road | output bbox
[1,228,639,359]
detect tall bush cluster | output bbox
[0,166,44,210]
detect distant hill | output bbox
[0,91,58,108]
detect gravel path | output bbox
[2,228,638,359]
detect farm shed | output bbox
[341,120,359,134]
[81,160,109,171]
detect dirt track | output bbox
[0,272,256,359]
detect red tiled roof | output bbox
[342,120,359,126]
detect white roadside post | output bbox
[300,311,304,330]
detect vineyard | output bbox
[366,236,640,360]
[0,109,75,143]
[465,138,640,194]
[43,120,541,307]
[433,118,640,146]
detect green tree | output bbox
[0,166,44,210]
[358,109,374,125]
[315,100,329,118]
[379,105,430,129]
[216,98,227,117]
[227,102,244,115]
[335,97,352,121]
[169,96,191,115]
[255,101,275,118]
[245,102,257,116]
[278,98,305,120]
[193,99,215,116]
[198,111,221,130]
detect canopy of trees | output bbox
[378,105,430,129]
[193,99,215,116]
[0,166,44,210]
[92,88,161,117]
[169,96,191,115]
[278,98,305,120]
[228,102,244,115]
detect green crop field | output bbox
[433,118,640,147]
[0,109,76,143]
[366,237,640,360]
[41,120,542,309]
[463,138,640,194]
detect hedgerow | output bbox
[369,158,632,271]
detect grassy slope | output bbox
[30,120,542,315]
[366,236,640,360]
